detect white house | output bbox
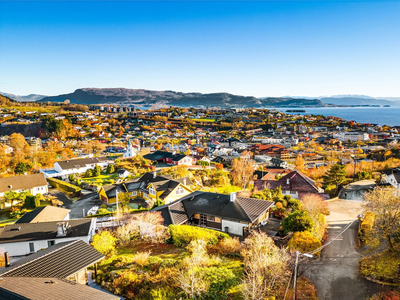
[41,157,110,178]
[383,168,400,190]
[0,174,48,208]
[0,218,96,257]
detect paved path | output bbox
[305,200,389,300]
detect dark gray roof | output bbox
[0,219,93,244]
[0,240,104,278]
[56,157,109,170]
[0,174,47,194]
[0,277,119,300]
[152,191,274,225]
[143,150,187,162]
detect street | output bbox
[304,200,390,300]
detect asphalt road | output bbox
[66,192,103,219]
[304,200,390,300]
[339,180,376,201]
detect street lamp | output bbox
[293,251,313,300]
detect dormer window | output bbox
[176,187,184,195]
[149,186,156,196]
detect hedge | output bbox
[359,212,375,243]
[47,178,81,195]
[168,224,229,247]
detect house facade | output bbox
[0,218,96,257]
[144,150,193,166]
[98,172,193,205]
[153,191,274,236]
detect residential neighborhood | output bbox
[0,101,400,299]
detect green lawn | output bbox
[82,174,118,185]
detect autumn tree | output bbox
[363,187,400,252]
[294,155,305,173]
[230,156,255,188]
[241,231,290,300]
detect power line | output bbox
[307,219,358,256]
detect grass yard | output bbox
[360,249,400,284]
[82,174,118,185]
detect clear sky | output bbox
[0,1,399,97]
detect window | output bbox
[144,192,149,199]
[47,240,55,247]
[149,186,156,196]
[176,187,184,195]
[207,215,215,222]
[29,242,35,253]
[132,191,137,196]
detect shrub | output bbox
[92,231,117,256]
[287,231,321,255]
[359,212,375,244]
[282,210,314,234]
[168,225,229,247]
[218,237,242,256]
[133,251,151,267]
[160,258,178,268]
[47,178,81,195]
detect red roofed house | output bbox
[254,170,330,200]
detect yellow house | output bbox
[98,172,193,206]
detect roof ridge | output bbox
[8,218,89,226]
[235,197,253,223]
[1,240,81,276]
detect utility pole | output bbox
[115,189,119,226]
[293,251,313,300]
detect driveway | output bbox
[65,192,104,219]
[304,199,390,300]
[339,180,376,201]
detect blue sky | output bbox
[0,1,399,97]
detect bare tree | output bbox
[241,231,290,300]
[363,187,400,252]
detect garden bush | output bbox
[287,231,321,255]
[218,237,242,256]
[282,210,314,234]
[359,212,375,244]
[168,225,229,247]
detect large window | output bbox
[132,190,137,196]
[149,186,156,196]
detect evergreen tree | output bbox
[322,163,347,196]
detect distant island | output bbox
[286,109,306,112]
[1,88,399,109]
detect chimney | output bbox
[56,222,66,237]
[230,192,236,202]
[153,171,157,179]
[286,179,290,185]
[4,252,9,267]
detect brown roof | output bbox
[0,277,118,300]
[0,240,104,278]
[16,206,70,224]
[0,219,93,244]
[0,174,47,194]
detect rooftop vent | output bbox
[230,192,236,203]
